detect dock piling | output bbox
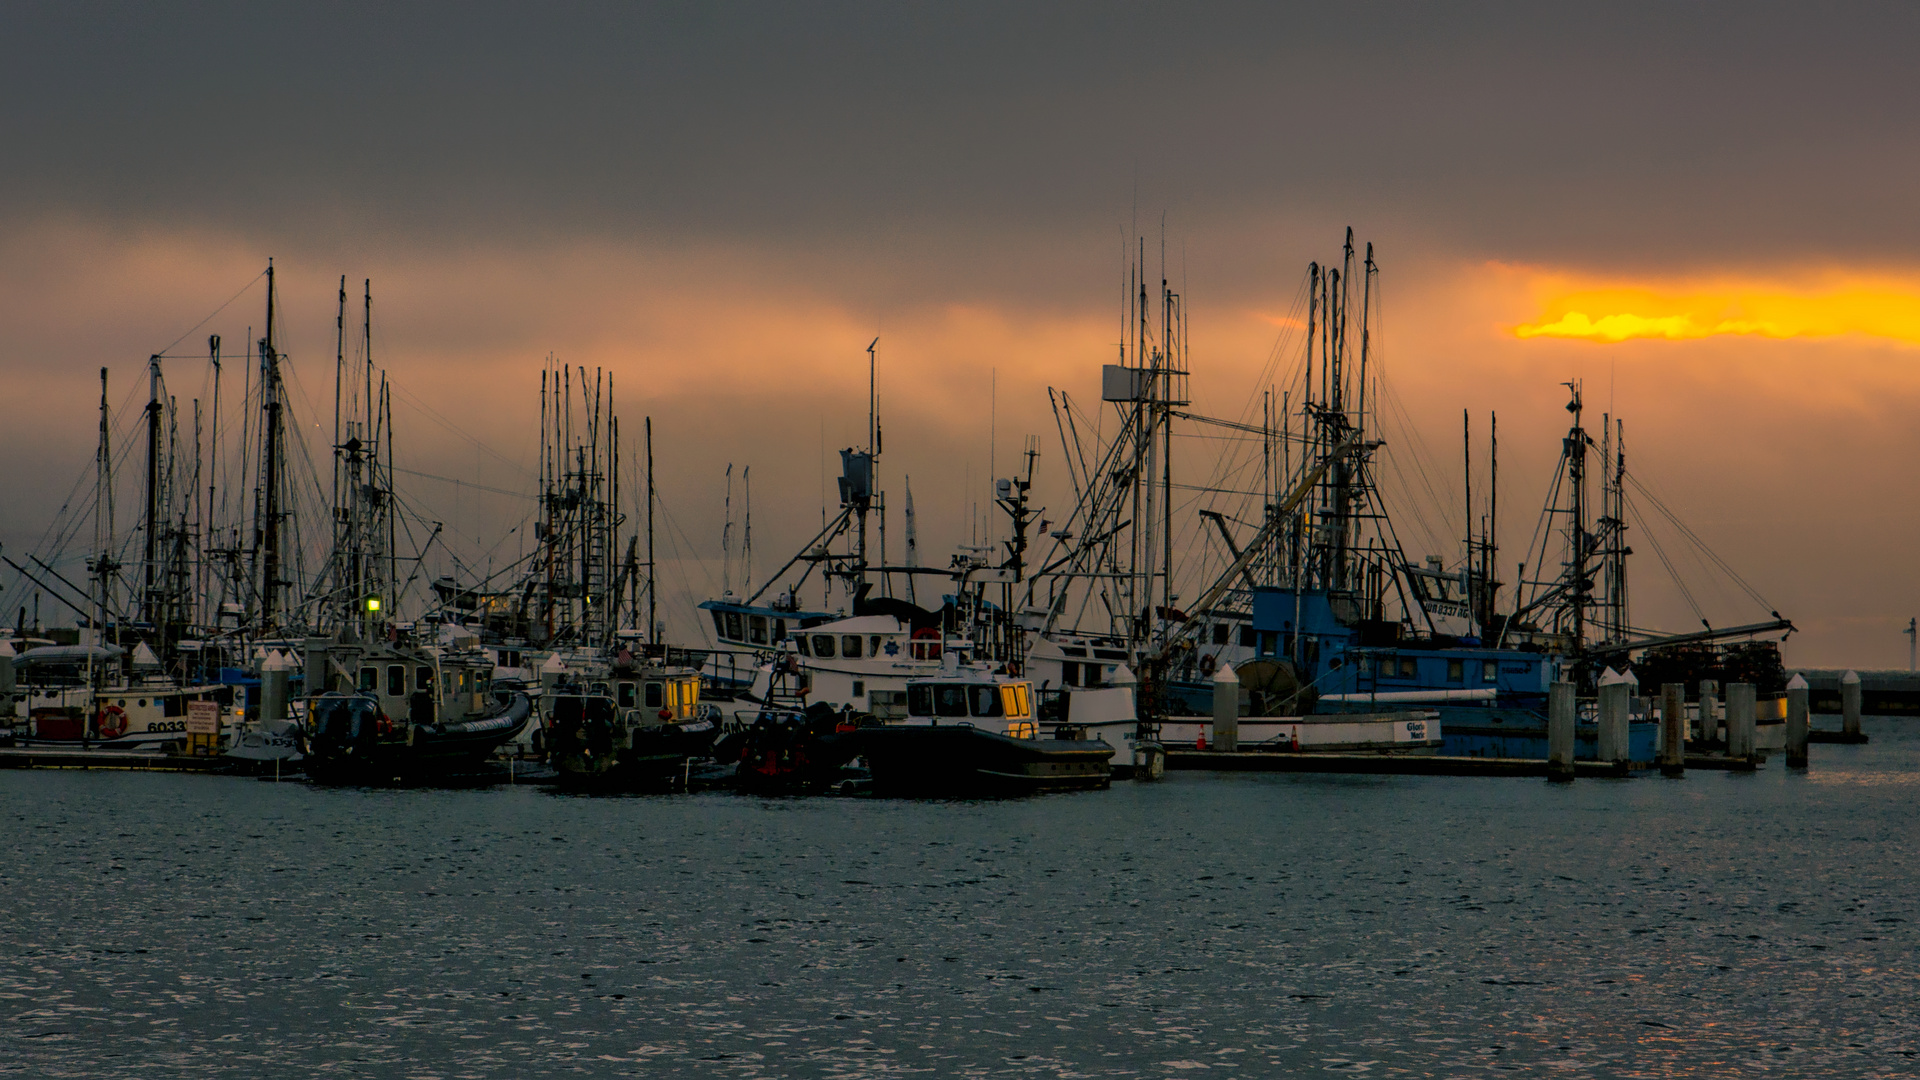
[1841,669,1862,738]
[0,648,14,721]
[1211,662,1239,754]
[1597,668,1631,768]
[1785,674,1810,769]
[1726,681,1756,761]
[1660,683,1686,777]
[1698,679,1719,743]
[1547,680,1575,781]
[261,650,293,723]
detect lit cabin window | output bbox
[617,682,636,708]
[386,665,406,697]
[1483,660,1498,682]
[644,682,664,709]
[841,635,862,659]
[812,635,836,659]
[359,667,378,692]
[1398,658,1418,679]
[794,636,811,657]
[999,683,1030,719]
[749,615,769,645]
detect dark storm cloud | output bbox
[6,2,1918,274]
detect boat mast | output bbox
[255,260,283,632]
[645,415,656,641]
[1564,381,1588,666]
[143,354,164,631]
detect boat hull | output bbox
[302,693,531,785]
[853,725,1114,797]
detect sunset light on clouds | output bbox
[1512,274,1920,346]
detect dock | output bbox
[1166,750,1640,778]
[0,747,237,772]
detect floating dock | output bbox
[0,746,235,772]
[1166,750,1642,777]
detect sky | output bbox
[4,3,1919,666]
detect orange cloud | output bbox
[1509,273,1920,346]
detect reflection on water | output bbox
[3,719,1918,1077]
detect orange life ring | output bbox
[96,705,128,739]
[376,712,395,737]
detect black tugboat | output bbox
[301,638,531,784]
[545,664,716,789]
[849,675,1114,796]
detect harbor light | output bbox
[366,596,381,613]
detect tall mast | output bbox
[257,260,283,631]
[95,367,115,646]
[1564,381,1588,663]
[143,354,164,628]
[645,415,656,641]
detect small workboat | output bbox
[546,664,716,789]
[851,675,1113,796]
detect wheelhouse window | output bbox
[386,665,406,697]
[1482,660,1498,682]
[617,682,637,708]
[724,611,744,640]
[1062,662,1080,687]
[869,635,883,657]
[1239,625,1257,648]
[998,683,1031,718]
[969,685,1005,717]
[710,611,727,639]
[773,619,787,642]
[644,682,664,709]
[1398,657,1418,679]
[1447,659,1464,682]
[749,615,769,645]
[908,684,934,716]
[358,667,378,692]
[1213,623,1231,645]
[841,635,863,659]
[936,685,970,717]
[416,667,434,691]
[811,635,836,659]
[794,636,811,656]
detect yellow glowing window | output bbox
[1000,684,1031,720]
[1007,720,1036,740]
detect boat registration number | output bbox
[147,720,188,733]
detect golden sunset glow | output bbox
[1512,277,1920,345]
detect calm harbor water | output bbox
[4,719,1918,1078]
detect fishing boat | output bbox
[850,673,1113,796]
[545,660,714,788]
[300,635,532,783]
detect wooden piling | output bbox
[1725,681,1757,761]
[1698,679,1720,744]
[1841,669,1863,738]
[1212,662,1239,754]
[1785,673,1810,769]
[1660,682,1686,777]
[0,648,14,720]
[1547,680,1575,781]
[1597,670,1631,767]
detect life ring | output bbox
[376,712,395,737]
[96,705,128,739]
[657,708,673,720]
[1200,654,1216,676]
